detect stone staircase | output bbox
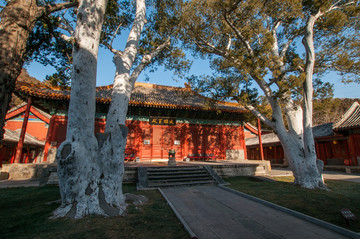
[137,165,227,189]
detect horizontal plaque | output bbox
[149,116,176,125]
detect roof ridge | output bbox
[16,80,67,91]
[333,101,360,129]
[134,82,188,91]
[15,80,247,113]
[7,102,27,113]
[96,85,113,90]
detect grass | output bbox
[0,184,188,239]
[1,178,359,238]
[225,176,360,232]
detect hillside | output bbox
[10,69,43,108]
[16,69,42,84]
[313,98,360,126]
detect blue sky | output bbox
[26,49,360,99]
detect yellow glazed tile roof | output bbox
[15,81,246,113]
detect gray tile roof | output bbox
[7,102,52,119]
[333,101,360,130]
[245,133,280,146]
[16,81,246,113]
[3,129,45,146]
[245,123,334,147]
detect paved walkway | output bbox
[161,186,356,239]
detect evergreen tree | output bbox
[178,0,360,189]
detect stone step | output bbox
[147,167,203,172]
[137,166,226,189]
[148,170,208,176]
[149,176,213,183]
[147,180,217,188]
[148,173,210,180]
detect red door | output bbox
[152,126,163,159]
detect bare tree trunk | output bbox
[53,0,110,219]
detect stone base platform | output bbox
[1,160,271,185]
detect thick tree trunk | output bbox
[280,11,326,189]
[0,0,40,142]
[94,0,146,214]
[54,0,110,219]
[280,131,325,189]
[275,105,326,189]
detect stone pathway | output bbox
[161,186,356,239]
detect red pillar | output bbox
[0,145,4,167]
[241,126,247,159]
[221,126,226,159]
[257,118,264,161]
[43,116,56,162]
[10,147,16,163]
[24,148,30,164]
[33,148,38,163]
[347,135,357,166]
[14,97,32,164]
[274,146,278,164]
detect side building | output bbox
[246,102,360,167]
[1,81,254,165]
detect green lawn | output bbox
[225,176,360,232]
[1,178,359,238]
[0,184,188,239]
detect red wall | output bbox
[49,116,246,161]
[247,145,284,164]
[5,114,48,141]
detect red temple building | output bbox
[1,81,255,166]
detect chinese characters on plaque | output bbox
[149,116,176,126]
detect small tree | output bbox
[179,0,360,189]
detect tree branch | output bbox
[110,23,123,49]
[223,11,254,57]
[195,38,229,58]
[226,35,232,51]
[129,37,171,85]
[59,33,72,42]
[45,1,79,14]
[280,38,293,59]
[326,0,355,13]
[103,42,122,55]
[123,0,146,60]
[57,14,74,36]
[271,20,281,57]
[245,104,275,129]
